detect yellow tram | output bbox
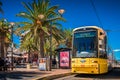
[71,26,112,74]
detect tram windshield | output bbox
[73,31,97,58]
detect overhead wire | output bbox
[90,0,113,58]
[90,0,120,61]
[90,0,103,29]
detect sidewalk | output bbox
[7,66,71,80]
[1,64,120,80]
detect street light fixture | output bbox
[49,9,65,71]
[58,9,65,15]
[9,22,15,70]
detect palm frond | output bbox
[22,2,34,15]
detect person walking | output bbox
[0,57,4,71]
[52,58,57,68]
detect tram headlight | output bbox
[72,60,75,63]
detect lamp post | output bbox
[10,22,14,70]
[49,21,52,71]
[112,50,114,63]
[49,9,65,71]
[58,9,65,17]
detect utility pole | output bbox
[10,22,14,71]
[49,9,65,71]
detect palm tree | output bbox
[56,28,72,49]
[16,0,65,58]
[0,19,11,58]
[63,28,72,48]
[20,32,40,63]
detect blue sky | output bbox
[1,0,120,60]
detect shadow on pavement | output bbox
[0,71,50,80]
[75,67,120,79]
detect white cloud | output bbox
[113,49,120,52]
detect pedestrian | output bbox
[52,58,57,68]
[4,57,10,71]
[0,57,4,71]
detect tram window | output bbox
[99,39,107,58]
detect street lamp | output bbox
[58,9,65,17]
[49,9,65,71]
[9,22,15,70]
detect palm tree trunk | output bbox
[0,33,5,58]
[28,46,30,63]
[39,30,45,58]
[3,42,7,58]
[0,36,2,57]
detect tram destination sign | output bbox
[74,31,96,38]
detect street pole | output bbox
[49,9,65,71]
[49,23,52,71]
[11,27,13,70]
[10,22,14,71]
[112,51,114,68]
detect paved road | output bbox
[54,68,120,80]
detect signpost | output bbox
[38,58,47,71]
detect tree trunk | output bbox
[0,33,5,58]
[28,46,30,63]
[3,43,7,58]
[39,30,45,58]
